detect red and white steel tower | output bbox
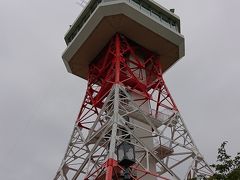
[54,0,213,179]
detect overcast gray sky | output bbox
[0,0,240,179]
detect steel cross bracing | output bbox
[54,34,213,180]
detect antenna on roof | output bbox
[76,0,88,8]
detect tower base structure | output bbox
[54,34,213,180]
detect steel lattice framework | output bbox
[54,34,213,180]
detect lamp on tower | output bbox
[117,141,136,180]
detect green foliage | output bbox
[209,141,240,180]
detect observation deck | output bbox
[62,0,185,79]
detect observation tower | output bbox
[54,0,213,179]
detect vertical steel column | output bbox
[105,34,121,179]
[115,33,121,84]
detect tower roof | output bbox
[63,0,185,79]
